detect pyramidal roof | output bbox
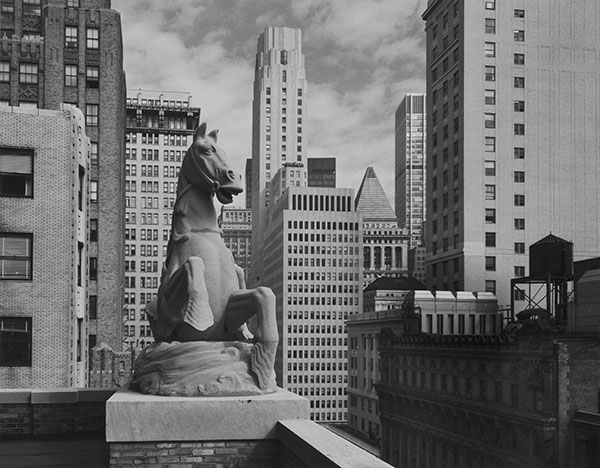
[355,167,397,220]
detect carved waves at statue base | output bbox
[131,123,279,397]
[130,340,278,397]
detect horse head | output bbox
[181,122,243,204]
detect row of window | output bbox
[287,271,359,282]
[287,373,346,385]
[124,276,159,289]
[125,148,184,162]
[64,26,99,49]
[125,260,159,273]
[126,98,192,110]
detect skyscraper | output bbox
[250,26,307,286]
[395,93,426,248]
[123,89,200,349]
[423,0,600,307]
[262,184,362,423]
[356,167,410,287]
[0,0,126,353]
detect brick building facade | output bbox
[0,0,126,355]
[0,105,90,387]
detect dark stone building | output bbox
[0,0,126,354]
[377,331,600,468]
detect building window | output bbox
[514,30,525,42]
[514,171,525,183]
[90,180,98,203]
[485,89,496,105]
[90,142,98,165]
[485,185,496,200]
[485,280,496,294]
[0,317,32,366]
[514,53,525,65]
[0,148,33,197]
[90,218,98,241]
[485,18,496,34]
[514,242,525,254]
[85,104,99,126]
[485,208,496,224]
[0,233,32,280]
[485,232,496,247]
[86,66,99,88]
[514,100,525,112]
[280,50,288,65]
[0,62,9,82]
[484,160,496,176]
[514,124,525,135]
[485,66,495,81]
[67,0,80,6]
[485,136,495,152]
[515,266,526,277]
[65,26,78,48]
[485,42,496,57]
[18,63,38,84]
[514,218,525,230]
[514,194,525,206]
[65,64,77,87]
[485,256,496,271]
[22,0,41,15]
[485,0,495,10]
[86,28,99,49]
[484,113,496,128]
[89,257,98,280]
[514,9,525,18]
[514,76,525,88]
[514,147,525,159]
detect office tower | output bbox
[250,26,307,286]
[262,185,362,423]
[0,0,126,352]
[356,166,410,287]
[395,94,426,248]
[219,206,252,282]
[423,0,600,308]
[0,105,90,387]
[123,89,200,349]
[307,157,336,188]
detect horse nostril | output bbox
[227,170,236,181]
[213,180,221,190]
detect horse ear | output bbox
[208,129,219,143]
[194,123,207,140]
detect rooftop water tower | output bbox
[510,234,574,326]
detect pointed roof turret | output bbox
[355,167,397,221]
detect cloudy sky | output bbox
[112,0,428,208]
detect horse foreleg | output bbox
[231,265,253,341]
[225,287,278,390]
[156,256,215,342]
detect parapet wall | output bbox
[0,388,115,437]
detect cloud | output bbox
[112,0,428,209]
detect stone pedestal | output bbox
[106,387,309,467]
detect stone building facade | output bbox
[355,167,410,288]
[0,0,126,353]
[123,89,200,349]
[423,0,600,308]
[377,331,600,468]
[219,206,252,283]
[263,185,362,423]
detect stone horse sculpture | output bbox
[130,123,278,396]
